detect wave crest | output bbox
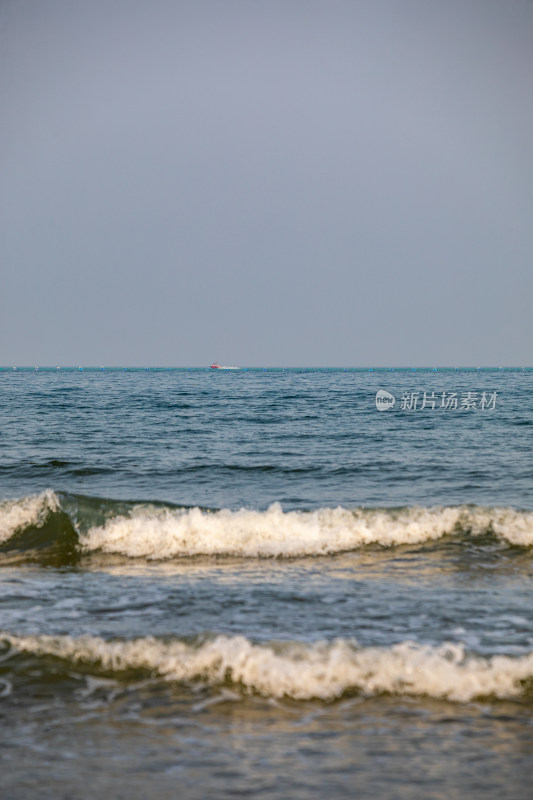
[2,632,533,702]
[1,492,533,562]
[0,490,60,543]
[82,503,533,558]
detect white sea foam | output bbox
[81,503,533,558]
[1,493,532,556]
[470,507,533,546]
[0,490,59,543]
[3,632,533,702]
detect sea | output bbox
[1,366,532,799]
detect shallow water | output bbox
[1,367,532,798]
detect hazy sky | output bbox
[1,0,532,366]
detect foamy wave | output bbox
[3,632,533,702]
[81,503,533,558]
[468,507,533,546]
[0,490,59,543]
[1,493,532,559]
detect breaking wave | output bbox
[0,490,60,542]
[2,632,533,702]
[1,490,533,563]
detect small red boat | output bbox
[210,362,240,370]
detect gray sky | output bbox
[1,0,532,366]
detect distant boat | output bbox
[210,362,240,370]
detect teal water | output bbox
[1,368,532,798]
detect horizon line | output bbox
[2,365,531,371]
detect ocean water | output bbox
[1,366,532,799]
